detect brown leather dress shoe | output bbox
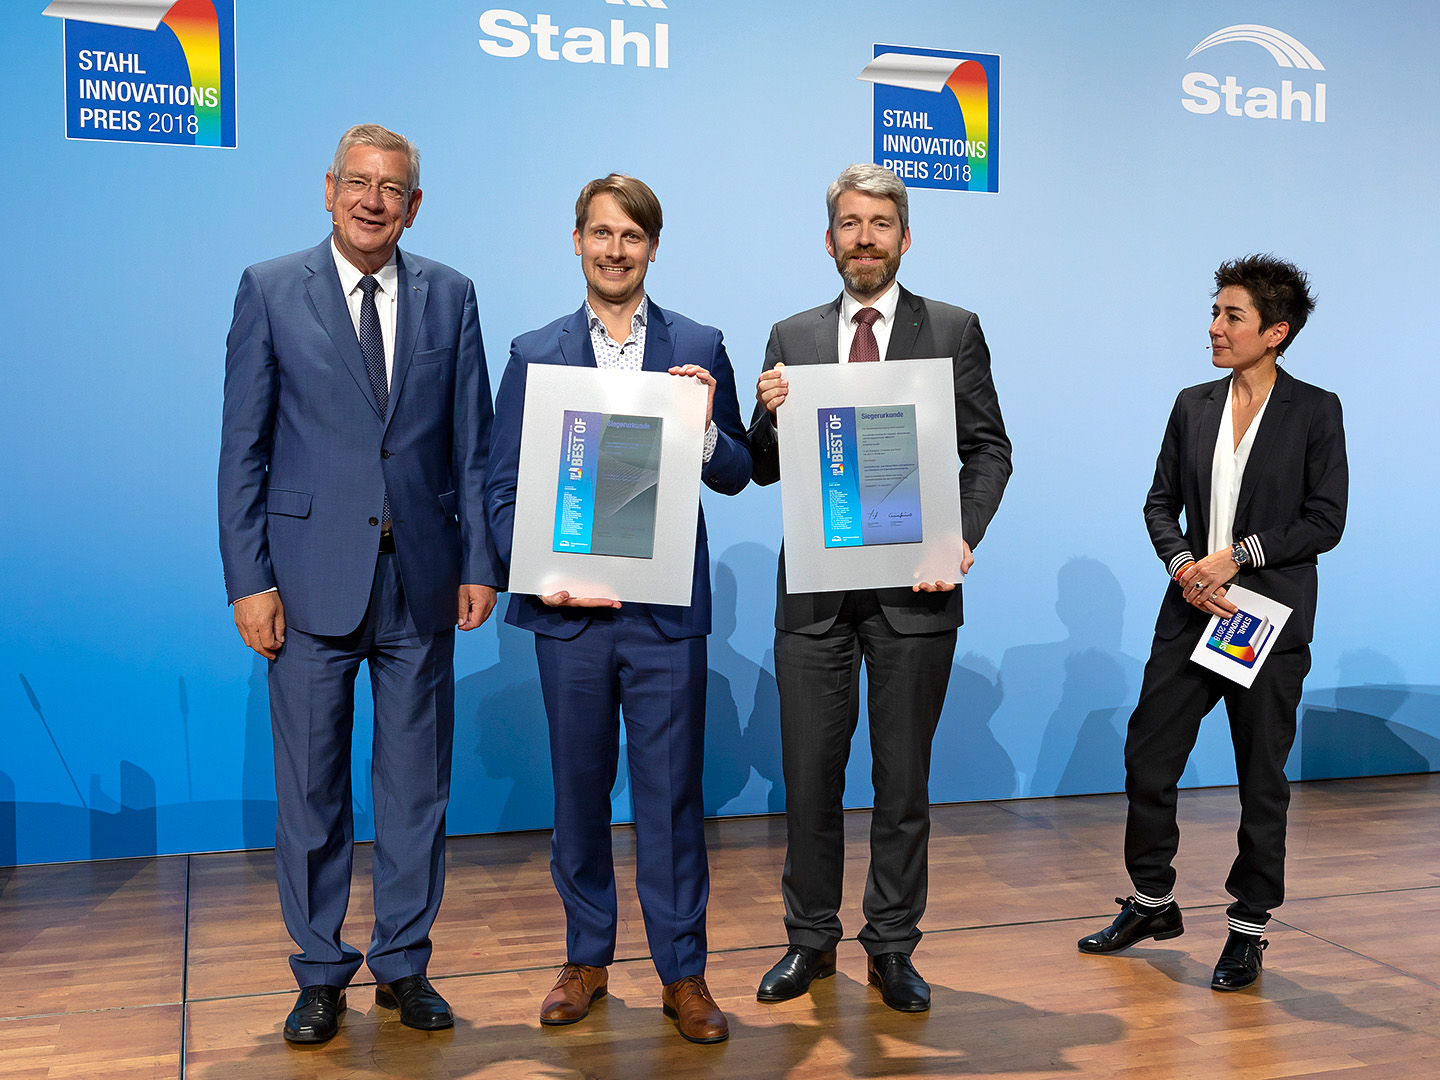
[661,974,729,1043]
[540,963,608,1025]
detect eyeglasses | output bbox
[335,176,410,203]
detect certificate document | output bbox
[819,404,923,548]
[778,357,964,593]
[510,365,705,606]
[553,410,663,559]
[1188,584,1293,688]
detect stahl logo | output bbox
[1181,24,1326,123]
[480,0,669,68]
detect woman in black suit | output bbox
[1077,255,1348,990]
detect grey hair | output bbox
[826,163,909,232]
[329,123,420,191]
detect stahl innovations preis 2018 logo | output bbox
[859,44,1000,194]
[480,0,670,68]
[1181,24,1327,123]
[43,0,236,147]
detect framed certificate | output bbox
[508,365,707,605]
[777,357,965,593]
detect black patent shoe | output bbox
[1211,931,1267,991]
[756,944,838,1003]
[376,973,454,1029]
[866,952,930,1012]
[1077,896,1185,954]
[283,985,346,1044]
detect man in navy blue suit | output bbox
[486,174,750,1043]
[218,124,501,1044]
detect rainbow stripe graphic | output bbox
[1206,612,1274,668]
[944,60,989,192]
[161,0,223,146]
[1208,635,1260,664]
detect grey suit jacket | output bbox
[748,286,1012,635]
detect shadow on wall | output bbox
[89,761,157,860]
[1299,649,1440,779]
[241,654,278,850]
[706,543,784,816]
[4,641,1438,867]
[930,652,1015,802]
[992,557,1145,798]
[454,621,554,833]
[0,771,14,869]
[705,549,783,815]
[452,619,633,835]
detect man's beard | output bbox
[836,245,901,297]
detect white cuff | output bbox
[1167,552,1196,578]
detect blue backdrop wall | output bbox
[4,1,1437,866]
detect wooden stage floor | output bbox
[3,774,1438,1079]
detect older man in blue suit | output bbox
[487,174,750,1043]
[218,124,500,1044]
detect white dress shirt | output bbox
[332,239,398,386]
[586,295,718,462]
[1208,378,1273,554]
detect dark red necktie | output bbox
[849,306,881,363]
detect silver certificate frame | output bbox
[509,365,707,606]
[778,357,964,593]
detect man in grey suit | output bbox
[748,163,1012,1012]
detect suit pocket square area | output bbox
[266,488,313,518]
[413,347,455,366]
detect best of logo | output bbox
[1181,24,1326,123]
[860,44,1000,194]
[43,0,237,147]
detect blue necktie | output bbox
[359,276,390,525]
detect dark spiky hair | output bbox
[1213,254,1315,355]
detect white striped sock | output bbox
[1133,890,1174,910]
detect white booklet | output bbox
[1189,584,1293,688]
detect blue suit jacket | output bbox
[218,239,502,637]
[486,301,751,640]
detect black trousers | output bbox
[775,590,957,955]
[1123,628,1311,926]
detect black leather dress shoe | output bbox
[866,953,930,1012]
[283,985,346,1044]
[1077,897,1185,954]
[756,945,838,1003]
[376,974,454,1030]
[1211,931,1267,991]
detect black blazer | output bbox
[748,286,1012,635]
[1145,367,1347,650]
